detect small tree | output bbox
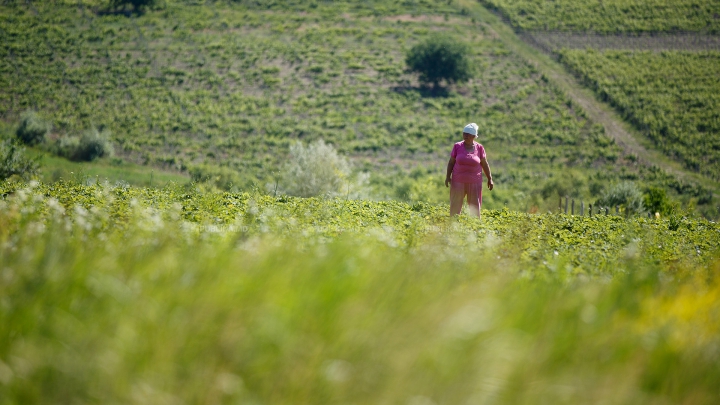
[16,110,51,146]
[406,36,472,89]
[0,140,39,181]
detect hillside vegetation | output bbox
[481,0,720,33]
[4,0,712,214]
[559,50,720,181]
[1,180,720,404]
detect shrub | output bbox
[16,110,51,146]
[189,164,244,191]
[55,135,81,160]
[596,182,646,215]
[279,140,351,198]
[643,186,671,215]
[406,35,472,88]
[77,128,114,161]
[56,127,114,162]
[0,140,39,181]
[110,0,155,13]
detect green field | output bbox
[5,0,714,214]
[1,181,719,404]
[559,50,720,181]
[481,0,720,33]
[3,1,720,403]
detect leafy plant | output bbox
[189,164,245,191]
[280,140,352,198]
[0,140,40,180]
[15,110,51,146]
[596,181,646,215]
[56,127,114,162]
[643,186,672,215]
[406,35,472,88]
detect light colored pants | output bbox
[450,181,482,217]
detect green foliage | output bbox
[280,140,353,198]
[55,127,114,162]
[15,110,50,146]
[0,1,713,215]
[110,0,156,13]
[596,181,646,216]
[559,50,720,180]
[644,186,671,215]
[0,140,39,180]
[189,163,245,191]
[0,181,719,404]
[481,0,720,33]
[406,35,472,87]
[77,127,114,161]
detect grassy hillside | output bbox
[559,50,720,181]
[481,0,720,33]
[3,0,714,215]
[1,180,720,404]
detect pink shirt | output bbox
[450,141,486,183]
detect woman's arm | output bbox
[481,158,494,190]
[445,157,455,187]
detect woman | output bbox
[445,123,493,217]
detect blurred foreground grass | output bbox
[1,181,719,404]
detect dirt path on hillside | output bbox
[462,1,719,194]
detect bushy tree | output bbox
[0,140,39,181]
[16,110,51,146]
[406,36,472,89]
[596,182,646,215]
[279,140,356,198]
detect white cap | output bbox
[463,123,478,136]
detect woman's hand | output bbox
[487,179,494,190]
[445,176,451,187]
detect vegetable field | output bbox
[481,0,720,33]
[1,180,719,404]
[559,50,720,181]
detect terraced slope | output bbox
[560,50,720,181]
[481,0,720,33]
[0,1,646,208]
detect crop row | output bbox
[2,180,718,273]
[559,49,720,181]
[481,0,720,33]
